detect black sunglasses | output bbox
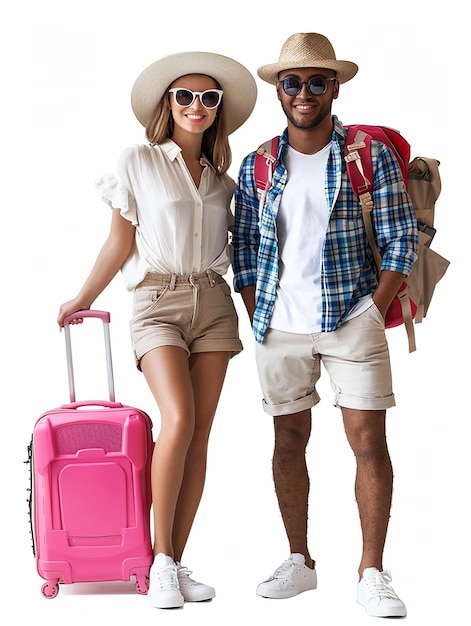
[278,75,337,96]
[168,88,223,109]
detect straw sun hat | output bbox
[131,51,257,135]
[257,32,358,85]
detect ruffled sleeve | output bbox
[95,173,138,226]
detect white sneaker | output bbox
[357,567,407,617]
[176,563,216,601]
[148,553,184,609]
[256,553,317,599]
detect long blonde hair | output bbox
[145,81,232,175]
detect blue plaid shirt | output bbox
[232,116,418,344]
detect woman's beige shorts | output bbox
[255,303,395,415]
[130,270,242,369]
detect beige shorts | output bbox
[255,303,395,415]
[130,270,243,369]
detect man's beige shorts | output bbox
[255,303,395,415]
[130,270,242,369]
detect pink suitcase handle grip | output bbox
[61,400,123,410]
[63,310,111,326]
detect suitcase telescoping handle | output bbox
[62,310,116,403]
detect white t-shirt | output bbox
[269,142,331,333]
[95,139,235,290]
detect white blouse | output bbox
[95,139,235,290]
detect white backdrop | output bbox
[4,1,468,624]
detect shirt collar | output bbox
[156,139,215,172]
[158,138,182,161]
[332,115,346,141]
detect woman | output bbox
[57,51,257,609]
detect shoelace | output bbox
[153,563,179,591]
[272,559,297,579]
[365,570,400,599]
[177,565,196,585]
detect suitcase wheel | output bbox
[135,575,149,595]
[41,581,59,599]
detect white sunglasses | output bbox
[168,88,223,109]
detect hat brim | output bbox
[257,59,358,85]
[131,51,257,135]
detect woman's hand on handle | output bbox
[57,299,91,329]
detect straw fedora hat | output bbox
[131,51,257,135]
[258,33,358,85]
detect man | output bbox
[232,32,418,618]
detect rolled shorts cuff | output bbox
[191,337,243,356]
[334,391,396,411]
[134,336,243,369]
[261,392,319,417]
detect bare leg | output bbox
[141,346,230,560]
[272,409,315,568]
[341,408,393,578]
[172,351,230,562]
[140,346,196,558]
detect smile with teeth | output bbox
[186,114,205,120]
[295,104,316,111]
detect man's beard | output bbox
[281,97,333,130]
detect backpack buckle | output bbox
[345,149,361,163]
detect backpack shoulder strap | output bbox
[344,127,382,271]
[254,136,280,200]
[344,126,374,197]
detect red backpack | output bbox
[253,125,448,352]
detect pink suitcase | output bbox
[29,310,153,599]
